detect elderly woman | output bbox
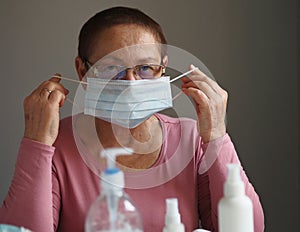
[0,6,264,232]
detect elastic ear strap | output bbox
[52,67,199,85]
[169,67,199,83]
[172,91,182,101]
[53,75,87,85]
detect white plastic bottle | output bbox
[85,148,143,232]
[163,198,185,232]
[218,163,254,232]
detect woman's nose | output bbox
[123,68,139,80]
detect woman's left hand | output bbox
[182,65,228,143]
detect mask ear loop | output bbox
[53,66,199,87]
[169,67,198,83]
[169,66,199,101]
[52,66,199,105]
[65,98,83,111]
[51,75,86,110]
[172,92,182,101]
[53,75,87,85]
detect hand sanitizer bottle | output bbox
[85,148,143,232]
[218,163,254,232]
[163,198,185,232]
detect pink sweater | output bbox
[0,114,264,232]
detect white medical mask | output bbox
[84,76,173,128]
[54,67,198,128]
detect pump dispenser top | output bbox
[100,147,133,191]
[85,147,143,232]
[101,148,133,169]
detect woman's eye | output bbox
[140,65,151,72]
[105,65,118,72]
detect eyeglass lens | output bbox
[93,64,164,80]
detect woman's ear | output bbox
[162,55,168,66]
[75,56,87,81]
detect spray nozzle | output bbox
[165,198,181,225]
[224,163,245,197]
[226,163,242,183]
[163,198,185,232]
[101,147,133,170]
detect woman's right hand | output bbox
[23,76,69,146]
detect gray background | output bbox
[0,0,299,231]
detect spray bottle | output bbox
[218,163,254,232]
[163,198,185,232]
[85,148,143,232]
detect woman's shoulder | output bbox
[59,115,73,129]
[53,116,74,147]
[155,113,199,144]
[155,113,197,128]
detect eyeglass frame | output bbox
[82,58,166,80]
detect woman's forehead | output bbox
[96,45,162,66]
[89,24,162,63]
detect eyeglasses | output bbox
[84,60,166,80]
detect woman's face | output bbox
[87,24,163,80]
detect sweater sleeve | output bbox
[0,138,59,232]
[198,134,265,232]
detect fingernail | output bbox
[191,64,195,69]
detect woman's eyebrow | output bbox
[135,57,160,64]
[100,56,161,65]
[100,56,124,64]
